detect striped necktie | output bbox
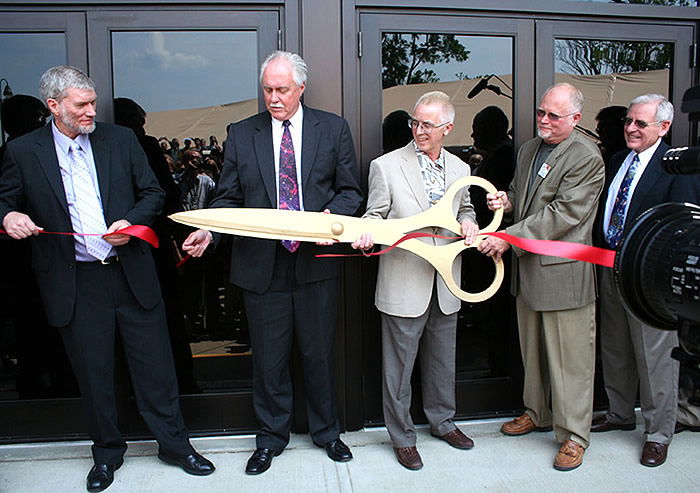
[69,142,112,260]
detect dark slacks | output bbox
[243,244,340,452]
[57,261,193,465]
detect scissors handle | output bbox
[390,175,504,303]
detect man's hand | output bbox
[461,220,479,246]
[486,191,513,214]
[183,229,213,258]
[351,233,374,251]
[103,219,132,246]
[477,232,511,262]
[315,209,336,246]
[2,211,42,239]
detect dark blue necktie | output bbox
[279,120,300,252]
[606,154,640,248]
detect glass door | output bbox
[536,18,695,408]
[0,9,279,442]
[358,13,532,425]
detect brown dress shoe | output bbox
[394,446,423,470]
[591,415,636,433]
[501,413,552,436]
[641,441,668,467]
[431,428,474,450]
[553,439,585,471]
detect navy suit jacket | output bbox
[211,106,363,293]
[0,122,165,327]
[594,141,700,248]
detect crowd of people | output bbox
[0,49,699,493]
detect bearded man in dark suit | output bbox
[183,51,362,475]
[0,65,213,492]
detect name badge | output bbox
[537,162,551,179]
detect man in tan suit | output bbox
[479,83,604,471]
[353,91,479,470]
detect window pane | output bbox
[0,32,69,402]
[111,30,259,395]
[381,33,516,379]
[554,38,673,163]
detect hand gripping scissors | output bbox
[170,176,504,302]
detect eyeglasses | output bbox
[408,118,450,133]
[623,118,662,129]
[536,109,577,122]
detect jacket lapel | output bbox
[35,125,69,215]
[301,107,320,189]
[626,141,668,223]
[254,113,277,207]
[89,124,111,211]
[398,142,430,211]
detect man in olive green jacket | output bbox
[479,82,604,472]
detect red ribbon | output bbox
[484,232,615,268]
[0,224,160,248]
[316,231,616,268]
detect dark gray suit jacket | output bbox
[0,122,165,326]
[210,106,362,294]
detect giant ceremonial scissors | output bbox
[170,176,504,302]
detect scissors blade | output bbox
[170,208,363,243]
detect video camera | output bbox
[613,86,700,405]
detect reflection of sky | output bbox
[0,33,67,98]
[112,31,258,113]
[429,36,512,82]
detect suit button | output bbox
[68,263,75,270]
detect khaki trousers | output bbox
[516,296,596,448]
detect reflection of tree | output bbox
[555,39,671,75]
[382,34,470,89]
[610,0,694,5]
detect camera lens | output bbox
[614,202,700,339]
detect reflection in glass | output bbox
[554,38,672,151]
[111,31,259,395]
[0,33,73,402]
[381,33,516,379]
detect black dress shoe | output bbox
[86,461,123,492]
[319,438,353,462]
[590,415,636,432]
[675,421,700,434]
[245,448,280,475]
[157,451,215,476]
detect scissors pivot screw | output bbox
[331,222,344,235]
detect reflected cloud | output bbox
[134,32,212,70]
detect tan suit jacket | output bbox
[505,131,604,311]
[364,142,476,317]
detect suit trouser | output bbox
[516,296,595,448]
[57,261,193,465]
[598,267,678,444]
[243,246,340,451]
[381,289,458,448]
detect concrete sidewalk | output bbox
[1,416,699,492]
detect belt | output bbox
[78,256,119,265]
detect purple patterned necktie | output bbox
[606,154,640,248]
[279,120,300,252]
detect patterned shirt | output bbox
[413,141,445,205]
